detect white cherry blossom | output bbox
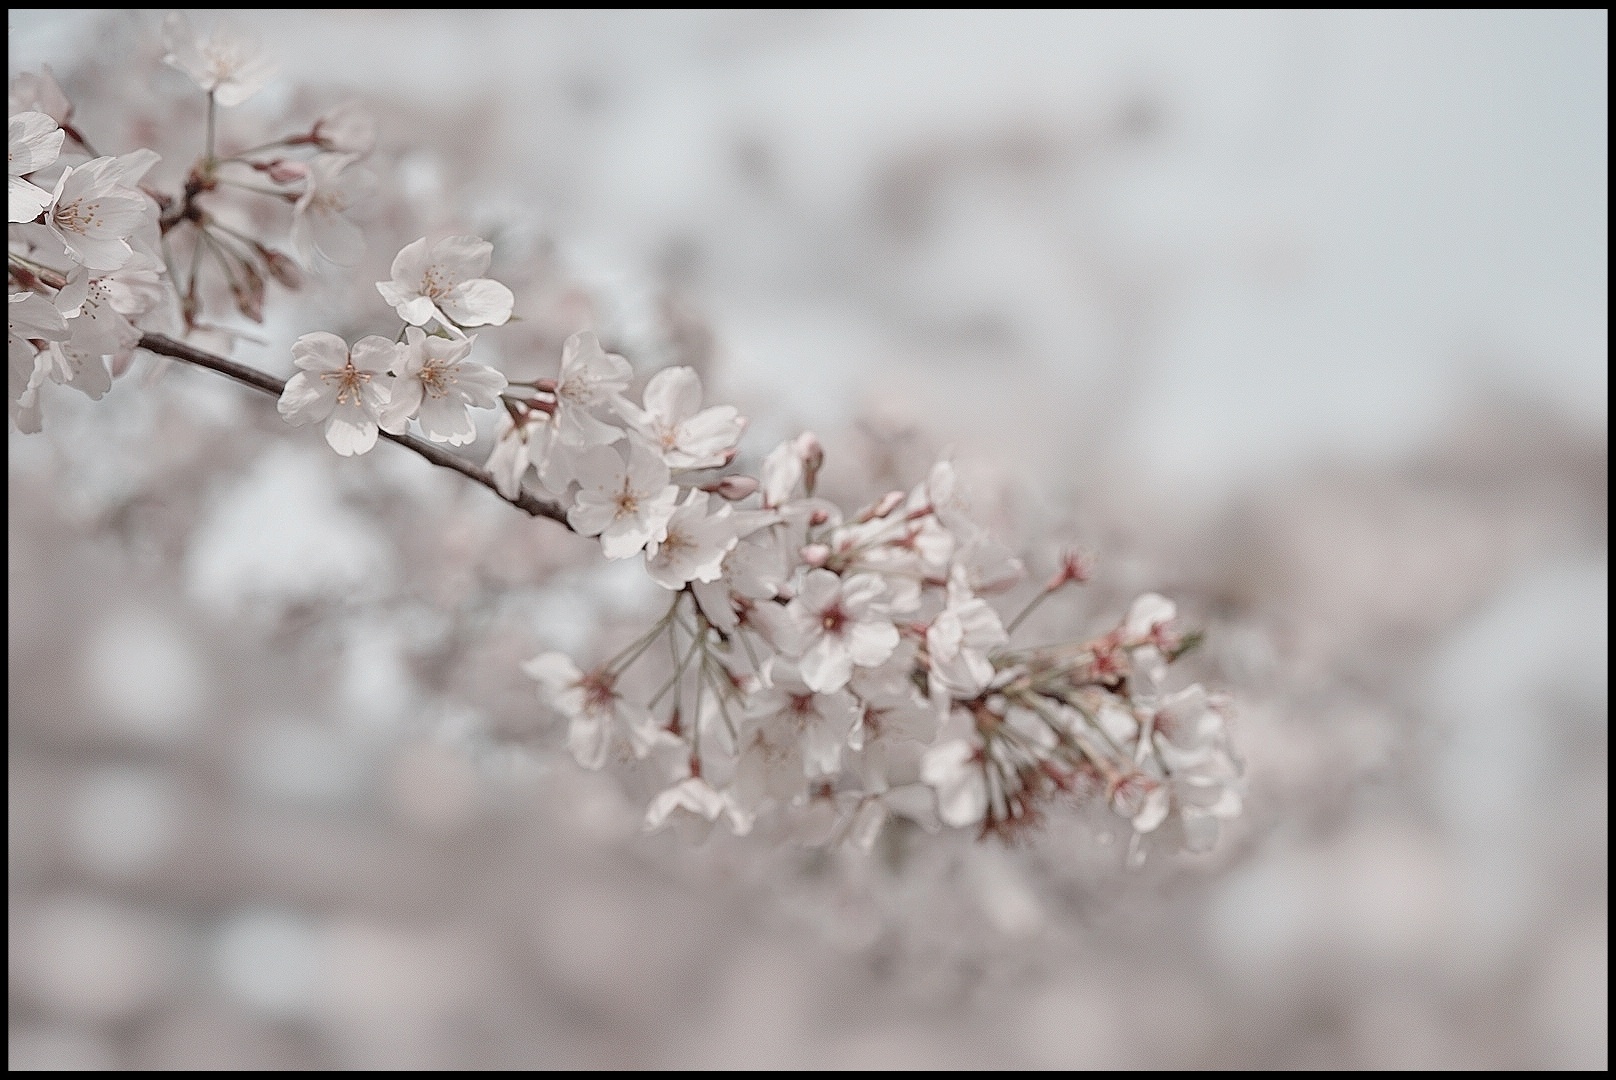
[785,568,901,694]
[52,263,146,359]
[690,523,794,639]
[9,291,70,433]
[644,489,741,590]
[375,235,514,333]
[43,155,153,270]
[551,330,632,446]
[614,365,743,470]
[9,68,73,126]
[564,440,680,559]
[161,12,277,107]
[290,153,372,266]
[485,408,558,499]
[643,775,753,838]
[276,332,396,456]
[32,339,112,402]
[926,564,1008,698]
[9,111,63,223]
[380,327,506,445]
[524,652,659,769]
[746,662,861,779]
[921,739,989,828]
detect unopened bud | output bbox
[793,431,824,495]
[856,490,905,523]
[800,543,831,568]
[258,246,303,289]
[253,158,309,185]
[231,261,265,323]
[808,508,831,528]
[703,475,759,500]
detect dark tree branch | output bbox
[137,332,571,527]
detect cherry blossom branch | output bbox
[135,332,571,527]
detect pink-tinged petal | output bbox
[599,516,655,560]
[568,444,626,492]
[451,362,507,406]
[800,636,854,694]
[611,396,653,431]
[800,718,847,777]
[9,291,69,339]
[625,439,671,493]
[429,235,493,279]
[644,778,726,832]
[359,376,393,417]
[324,408,378,456]
[441,278,513,327]
[309,211,365,267]
[839,573,886,613]
[956,598,1007,650]
[487,421,532,499]
[568,712,611,770]
[107,148,160,187]
[921,741,988,828]
[1132,786,1172,833]
[566,494,618,539]
[389,237,432,286]
[846,619,899,668]
[796,568,842,613]
[1125,593,1176,639]
[9,175,51,223]
[9,112,64,175]
[276,370,332,424]
[349,335,400,375]
[522,651,581,691]
[558,404,625,446]
[673,404,742,460]
[289,331,350,372]
[378,376,423,432]
[641,366,701,425]
[377,284,437,327]
[417,394,475,445]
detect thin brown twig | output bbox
[136,332,570,527]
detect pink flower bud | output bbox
[703,475,759,500]
[855,490,905,523]
[253,158,309,185]
[799,543,831,568]
[259,247,303,289]
[794,431,824,495]
[808,508,831,527]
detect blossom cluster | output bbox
[513,370,1244,857]
[9,14,377,431]
[9,90,165,431]
[8,14,1242,862]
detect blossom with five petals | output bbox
[784,568,901,694]
[614,365,743,470]
[564,440,680,559]
[380,326,506,445]
[375,235,514,334]
[161,12,277,107]
[277,331,396,456]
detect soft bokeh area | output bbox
[9,10,1607,1069]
